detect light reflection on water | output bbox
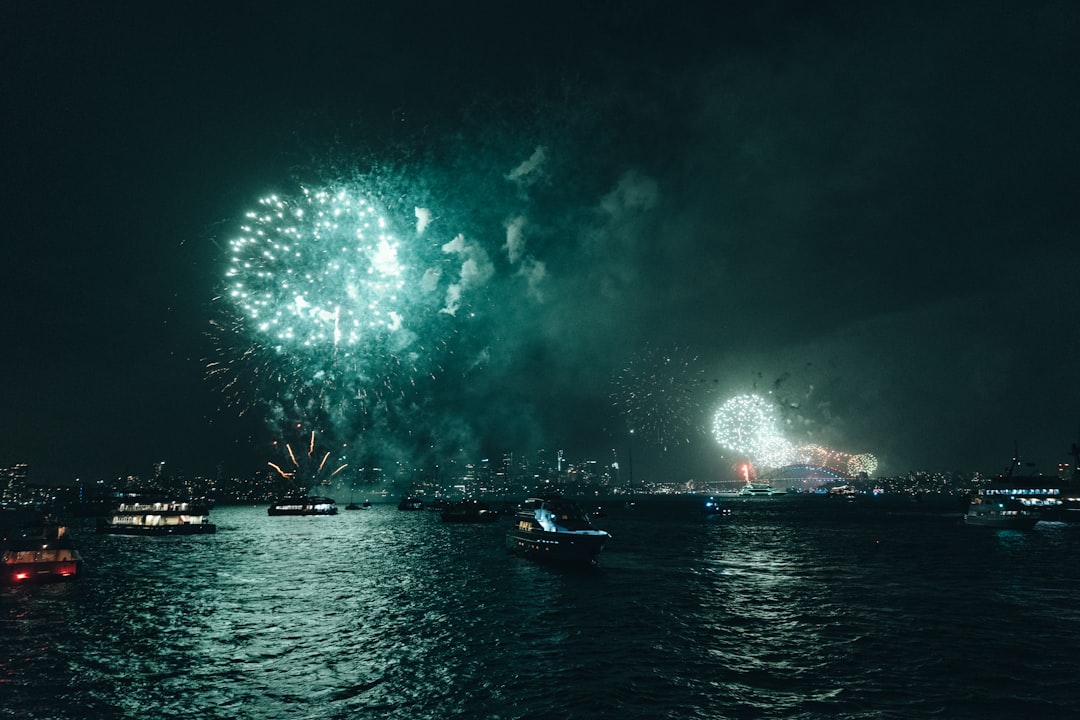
[2,496,1079,719]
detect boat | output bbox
[2,510,84,583]
[963,494,1040,529]
[397,497,424,511]
[737,482,787,497]
[978,446,1080,523]
[98,497,216,535]
[703,496,731,516]
[440,499,498,523]
[827,484,859,501]
[506,497,611,564]
[267,496,338,516]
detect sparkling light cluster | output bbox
[611,344,709,452]
[711,394,786,460]
[793,444,879,476]
[211,184,472,430]
[226,188,409,349]
[712,394,877,475]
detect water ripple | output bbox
[3,496,1079,719]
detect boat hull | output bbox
[3,558,83,584]
[97,522,216,535]
[505,528,608,564]
[963,513,1039,530]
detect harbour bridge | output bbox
[761,463,851,490]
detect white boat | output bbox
[98,497,216,535]
[268,496,338,516]
[737,483,787,497]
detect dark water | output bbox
[3,495,1079,719]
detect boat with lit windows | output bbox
[397,497,424,511]
[98,497,217,535]
[506,497,610,564]
[2,510,84,583]
[963,494,1040,530]
[979,446,1080,523]
[267,496,338,516]
[737,482,787,497]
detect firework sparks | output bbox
[713,394,876,473]
[270,427,349,490]
[211,183,479,434]
[611,344,710,453]
[711,394,783,460]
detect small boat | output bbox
[506,497,611,564]
[98,497,217,535]
[440,499,498,523]
[397,497,424,511]
[2,510,84,583]
[267,496,338,516]
[703,496,731,516]
[963,495,1040,530]
[344,502,362,511]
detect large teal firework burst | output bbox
[211,183,471,429]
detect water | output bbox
[3,495,1079,719]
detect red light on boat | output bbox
[14,572,30,581]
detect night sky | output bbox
[3,1,1078,483]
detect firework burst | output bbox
[209,183,479,435]
[711,394,878,473]
[711,394,783,461]
[610,344,710,453]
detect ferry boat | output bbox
[979,447,1080,523]
[397,497,424,511]
[506,497,610,564]
[2,510,84,583]
[267,496,338,516]
[963,494,1040,530]
[737,482,787,497]
[98,497,217,535]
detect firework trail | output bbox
[268,426,349,490]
